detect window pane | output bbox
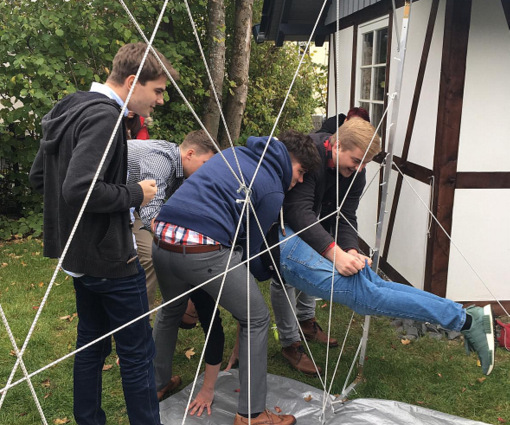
[375,28,388,64]
[361,68,371,100]
[359,102,370,114]
[372,103,384,135]
[373,66,386,101]
[362,32,373,66]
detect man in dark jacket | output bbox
[29,42,177,425]
[151,130,320,425]
[270,117,381,375]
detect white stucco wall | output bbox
[327,0,510,303]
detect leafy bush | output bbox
[0,0,325,240]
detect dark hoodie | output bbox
[155,136,292,260]
[29,91,144,278]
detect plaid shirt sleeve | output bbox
[138,145,182,229]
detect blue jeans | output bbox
[279,226,466,331]
[73,262,161,425]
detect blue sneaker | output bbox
[461,305,494,375]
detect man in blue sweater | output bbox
[30,43,177,424]
[151,130,320,425]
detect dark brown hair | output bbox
[108,42,179,85]
[278,130,321,172]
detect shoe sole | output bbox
[483,304,495,375]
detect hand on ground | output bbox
[187,387,214,416]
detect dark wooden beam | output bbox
[424,0,472,297]
[360,238,412,286]
[502,0,510,30]
[349,24,358,109]
[456,172,510,189]
[371,155,433,185]
[382,0,439,258]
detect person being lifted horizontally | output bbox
[260,117,495,377]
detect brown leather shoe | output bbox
[282,342,322,375]
[157,375,181,401]
[233,409,296,425]
[299,317,338,347]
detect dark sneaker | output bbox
[461,305,494,375]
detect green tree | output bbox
[0,0,325,240]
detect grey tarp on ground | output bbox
[160,370,489,424]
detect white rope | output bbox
[244,0,330,198]
[0,1,170,408]
[178,195,252,425]
[248,202,327,389]
[0,304,48,424]
[117,0,246,189]
[181,0,245,179]
[393,162,510,317]
[326,311,356,398]
[320,93,395,402]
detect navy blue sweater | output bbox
[156,136,292,261]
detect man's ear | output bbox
[184,148,195,160]
[126,75,137,90]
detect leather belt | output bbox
[153,236,221,254]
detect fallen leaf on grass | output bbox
[274,406,282,413]
[497,418,506,423]
[320,303,328,309]
[461,387,467,393]
[400,338,411,345]
[304,395,312,402]
[53,418,70,424]
[1,263,8,268]
[477,377,486,384]
[417,401,424,405]
[59,313,77,322]
[437,373,442,378]
[41,379,51,388]
[185,348,195,360]
[44,392,52,399]
[32,305,40,310]
[9,350,17,357]
[102,364,113,371]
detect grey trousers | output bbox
[270,278,317,348]
[152,243,269,415]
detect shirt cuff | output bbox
[321,241,336,257]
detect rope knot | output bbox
[236,184,252,200]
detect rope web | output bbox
[1,0,508,424]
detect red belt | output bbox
[153,236,221,254]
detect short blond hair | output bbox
[333,117,381,160]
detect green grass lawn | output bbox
[1,238,509,424]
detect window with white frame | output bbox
[356,17,389,134]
